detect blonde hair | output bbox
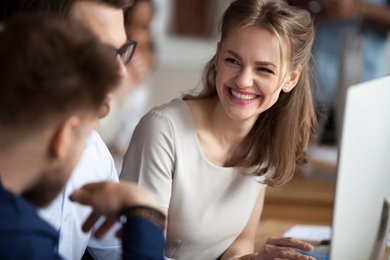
[184,0,317,186]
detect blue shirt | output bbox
[122,217,165,260]
[0,182,62,260]
[0,182,165,259]
[39,131,122,260]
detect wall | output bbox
[146,36,216,109]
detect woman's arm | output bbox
[220,187,266,259]
[220,186,315,260]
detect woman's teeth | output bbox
[231,89,257,100]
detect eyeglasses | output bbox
[116,40,137,65]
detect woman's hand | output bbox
[238,237,316,260]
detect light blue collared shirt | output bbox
[39,131,121,260]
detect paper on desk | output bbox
[283,224,331,242]
[284,225,390,246]
[309,145,338,166]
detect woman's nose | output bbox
[235,67,254,89]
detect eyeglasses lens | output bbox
[118,41,136,65]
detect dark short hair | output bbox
[4,0,133,20]
[0,13,120,129]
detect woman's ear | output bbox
[283,65,302,93]
[49,116,81,160]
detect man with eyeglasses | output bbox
[4,0,140,259]
[0,13,165,260]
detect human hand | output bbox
[69,181,160,238]
[246,237,316,260]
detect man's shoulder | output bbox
[0,232,60,260]
[0,186,59,244]
[0,224,60,260]
[85,130,108,150]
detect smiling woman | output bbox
[120,0,317,259]
[215,27,288,120]
[184,0,315,186]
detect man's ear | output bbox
[282,65,302,93]
[49,116,81,160]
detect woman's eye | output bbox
[257,67,274,74]
[225,57,240,66]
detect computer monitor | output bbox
[330,75,390,259]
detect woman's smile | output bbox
[226,87,260,105]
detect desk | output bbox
[255,219,390,259]
[262,170,335,225]
[259,149,389,258]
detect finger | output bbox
[80,182,106,192]
[264,243,314,260]
[94,217,118,239]
[69,183,108,206]
[267,237,313,251]
[69,189,92,205]
[82,210,102,232]
[281,249,316,260]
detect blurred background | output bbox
[97,0,390,238]
[145,0,227,109]
[1,0,390,243]
[149,0,390,110]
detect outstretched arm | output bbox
[220,187,315,260]
[70,181,166,260]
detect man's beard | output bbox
[22,172,66,208]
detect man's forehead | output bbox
[70,1,127,48]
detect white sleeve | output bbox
[120,110,175,208]
[90,131,119,181]
[86,131,121,259]
[86,221,122,260]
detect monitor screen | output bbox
[331,75,390,259]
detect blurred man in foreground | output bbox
[0,14,165,260]
[4,0,136,258]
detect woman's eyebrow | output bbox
[227,49,277,68]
